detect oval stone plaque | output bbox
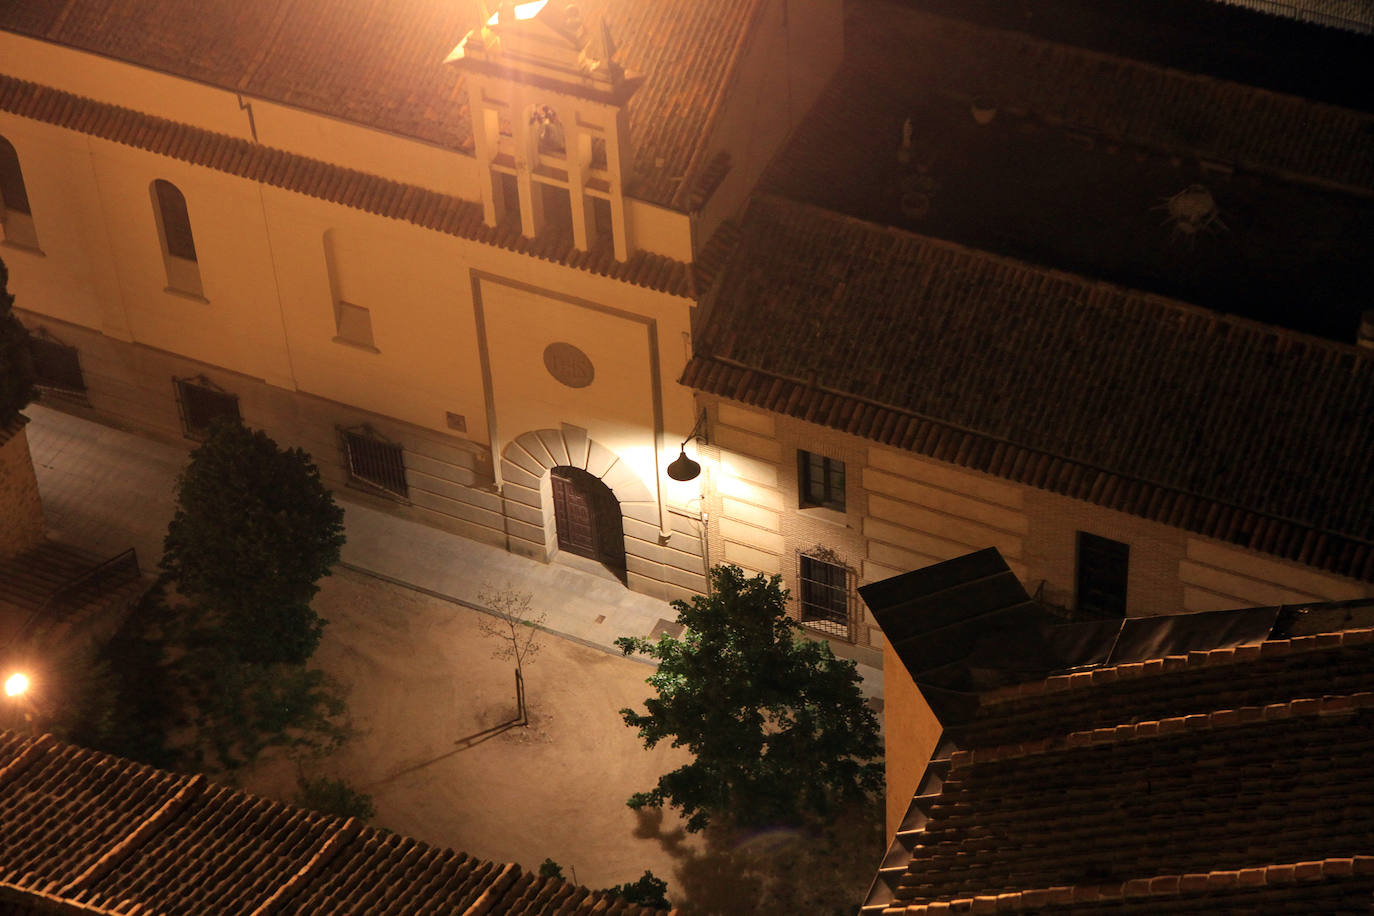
[543,342,595,388]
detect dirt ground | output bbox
[241,567,702,892]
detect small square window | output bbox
[798,450,845,512]
[799,553,850,639]
[341,426,407,499]
[174,376,240,439]
[334,301,375,350]
[1075,532,1130,617]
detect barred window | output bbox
[798,450,846,512]
[341,426,407,499]
[799,552,850,639]
[174,376,240,438]
[28,332,84,393]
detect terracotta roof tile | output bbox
[867,621,1374,913]
[0,731,673,915]
[686,196,1374,581]
[0,74,690,297]
[0,0,762,210]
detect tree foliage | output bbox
[161,420,345,666]
[601,870,671,910]
[616,565,883,833]
[0,256,37,424]
[293,775,376,822]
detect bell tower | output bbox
[448,1,641,261]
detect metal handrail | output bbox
[18,548,141,642]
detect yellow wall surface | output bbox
[881,635,943,842]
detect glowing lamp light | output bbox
[487,0,549,25]
[4,672,29,698]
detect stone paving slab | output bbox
[22,403,881,696]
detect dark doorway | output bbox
[550,466,627,583]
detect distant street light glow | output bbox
[4,672,29,697]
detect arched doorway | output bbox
[550,466,627,583]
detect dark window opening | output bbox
[28,333,84,393]
[495,172,520,227]
[798,450,846,512]
[799,553,850,638]
[174,376,240,438]
[0,136,32,215]
[1075,531,1130,617]
[153,179,197,261]
[341,426,407,499]
[589,196,613,244]
[540,184,573,237]
[589,136,608,170]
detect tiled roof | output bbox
[0,74,691,296]
[0,0,763,209]
[865,624,1374,912]
[0,730,672,915]
[683,196,1374,582]
[1206,0,1374,34]
[763,3,1374,199]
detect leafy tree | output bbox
[601,870,671,910]
[161,420,345,665]
[616,565,883,832]
[293,775,376,822]
[477,584,544,724]
[0,256,36,424]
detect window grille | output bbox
[798,450,846,512]
[28,331,85,393]
[340,425,408,499]
[173,376,240,438]
[798,549,852,640]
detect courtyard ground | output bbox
[239,566,701,892]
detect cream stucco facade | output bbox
[0,0,845,607]
[4,0,1369,655]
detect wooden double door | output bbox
[550,466,627,583]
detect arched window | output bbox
[153,179,196,261]
[151,179,201,296]
[0,135,39,249]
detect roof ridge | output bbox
[949,690,1374,769]
[0,74,692,297]
[751,194,1374,361]
[888,855,1374,913]
[983,628,1374,706]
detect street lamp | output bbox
[667,411,709,482]
[3,672,28,698]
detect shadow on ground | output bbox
[633,802,885,915]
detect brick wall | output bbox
[0,420,45,558]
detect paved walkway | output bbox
[23,404,882,696]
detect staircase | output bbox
[0,541,146,645]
